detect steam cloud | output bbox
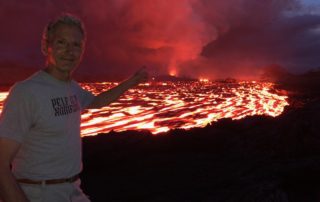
[0,0,319,80]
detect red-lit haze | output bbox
[0,0,319,82]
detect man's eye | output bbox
[57,40,66,44]
[74,43,81,47]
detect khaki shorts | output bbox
[19,179,90,202]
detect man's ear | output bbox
[41,41,48,56]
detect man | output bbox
[0,13,147,202]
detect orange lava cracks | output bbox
[0,92,8,114]
[80,81,288,136]
[0,81,289,136]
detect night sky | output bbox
[0,0,319,81]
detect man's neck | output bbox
[44,66,72,82]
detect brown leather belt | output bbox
[17,174,79,185]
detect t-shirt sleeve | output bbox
[76,84,95,110]
[0,84,36,143]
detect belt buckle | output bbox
[66,175,78,183]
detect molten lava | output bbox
[0,81,288,136]
[80,80,288,136]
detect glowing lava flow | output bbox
[0,92,8,113]
[0,81,289,136]
[80,81,288,136]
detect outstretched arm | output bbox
[0,138,29,202]
[88,67,148,109]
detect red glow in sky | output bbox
[0,0,319,83]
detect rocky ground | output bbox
[80,70,320,202]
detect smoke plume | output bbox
[0,0,319,81]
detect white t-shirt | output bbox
[0,70,94,180]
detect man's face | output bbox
[46,24,85,73]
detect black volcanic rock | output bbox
[215,78,238,83]
[80,104,320,201]
[152,74,197,82]
[80,75,320,201]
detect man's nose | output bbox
[65,44,75,54]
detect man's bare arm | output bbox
[0,138,29,202]
[88,68,148,109]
